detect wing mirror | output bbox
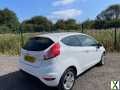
[96,43,102,49]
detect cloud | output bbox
[53,0,76,6]
[48,9,82,21]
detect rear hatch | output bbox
[20,37,54,67]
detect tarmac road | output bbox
[0,53,120,90]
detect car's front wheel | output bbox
[98,54,105,65]
[58,68,76,90]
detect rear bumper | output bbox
[19,60,61,87]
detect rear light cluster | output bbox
[44,43,60,60]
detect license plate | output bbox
[24,55,36,63]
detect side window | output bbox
[61,35,81,46]
[76,35,97,46]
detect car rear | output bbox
[19,36,62,86]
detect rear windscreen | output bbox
[23,37,54,51]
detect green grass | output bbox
[0,34,20,55]
[85,29,120,52]
[0,30,120,56]
[0,33,42,55]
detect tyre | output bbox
[98,54,105,66]
[58,68,76,90]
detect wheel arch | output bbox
[66,66,77,76]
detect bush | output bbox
[0,30,120,56]
[0,34,20,55]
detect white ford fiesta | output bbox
[19,32,106,90]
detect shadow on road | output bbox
[0,71,57,90]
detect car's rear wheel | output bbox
[58,68,76,90]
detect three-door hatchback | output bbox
[19,32,106,90]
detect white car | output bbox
[19,32,105,90]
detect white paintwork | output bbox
[19,32,105,87]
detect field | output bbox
[85,29,120,52]
[0,30,120,56]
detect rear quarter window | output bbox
[61,35,81,46]
[23,37,54,51]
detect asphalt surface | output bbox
[0,53,120,90]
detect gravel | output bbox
[0,53,120,90]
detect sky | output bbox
[0,0,120,23]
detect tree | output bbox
[0,25,9,34]
[20,16,53,32]
[96,4,120,50]
[97,4,120,20]
[54,19,66,30]
[54,19,80,31]
[0,8,20,33]
[95,4,120,29]
[65,19,80,30]
[81,19,94,29]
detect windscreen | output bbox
[23,37,54,51]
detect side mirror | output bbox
[96,43,102,49]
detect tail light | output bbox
[44,43,60,60]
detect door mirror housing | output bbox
[96,43,102,48]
